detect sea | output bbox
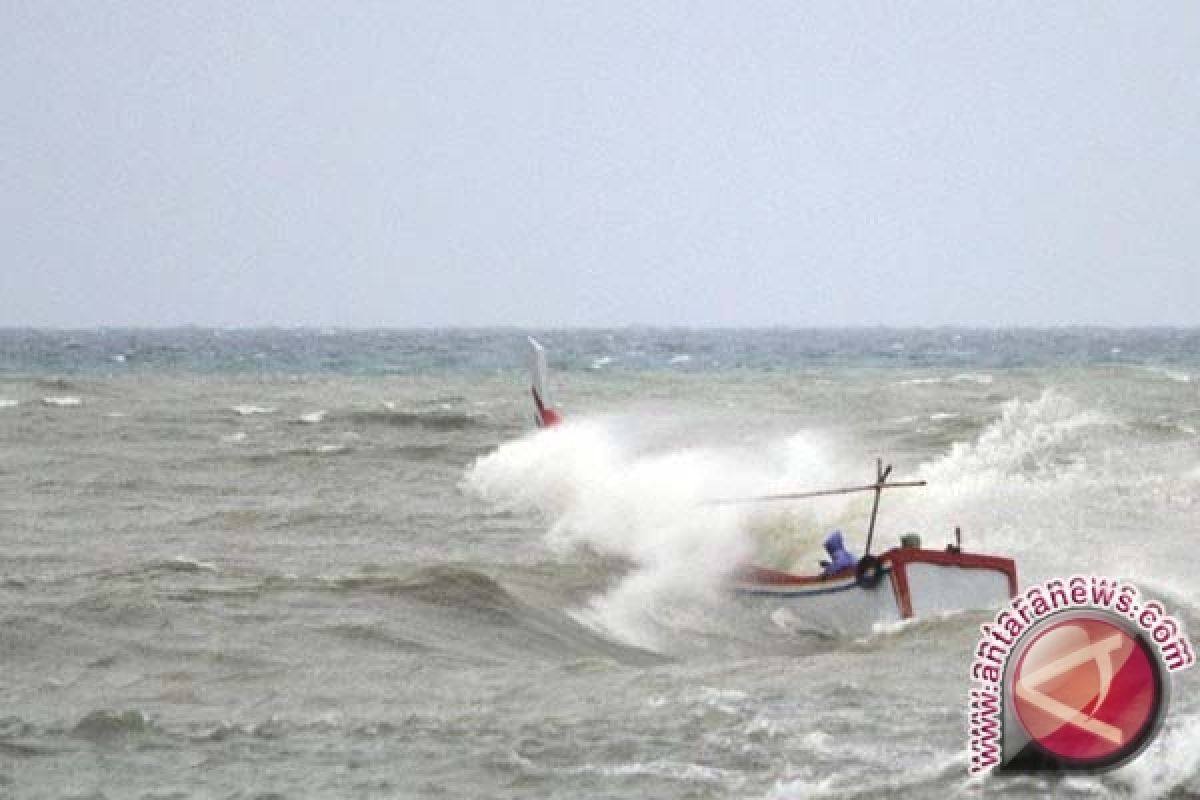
[0,328,1197,799]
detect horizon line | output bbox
[3,324,1200,333]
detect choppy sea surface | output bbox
[1,329,1197,799]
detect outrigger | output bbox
[522,337,1018,632]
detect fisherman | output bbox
[819,530,857,576]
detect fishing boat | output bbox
[522,337,1019,632]
[724,461,1018,632]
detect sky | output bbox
[3,2,1199,327]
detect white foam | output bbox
[877,387,1200,598]
[296,410,327,424]
[918,390,1114,487]
[169,556,217,572]
[869,617,921,636]
[232,404,277,416]
[1110,713,1200,798]
[762,774,837,799]
[0,398,17,409]
[668,354,692,364]
[221,432,248,443]
[42,396,82,407]
[466,421,762,647]
[590,356,614,370]
[465,420,848,649]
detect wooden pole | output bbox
[706,478,926,506]
[863,460,892,557]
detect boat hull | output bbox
[732,547,1018,633]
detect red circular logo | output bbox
[1011,615,1163,766]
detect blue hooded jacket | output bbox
[821,530,857,576]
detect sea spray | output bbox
[884,389,1198,605]
[466,420,754,647]
[919,389,1116,486]
[465,420,867,647]
[862,390,1126,586]
[464,419,626,520]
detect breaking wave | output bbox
[887,389,1198,602]
[320,566,659,664]
[465,389,1200,650]
[464,420,853,650]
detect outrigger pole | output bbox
[707,458,926,557]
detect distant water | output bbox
[3,327,1200,374]
[0,329,1197,798]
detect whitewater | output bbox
[0,329,1197,798]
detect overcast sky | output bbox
[3,3,1198,327]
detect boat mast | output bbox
[863,458,891,557]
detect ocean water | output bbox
[0,329,1197,799]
